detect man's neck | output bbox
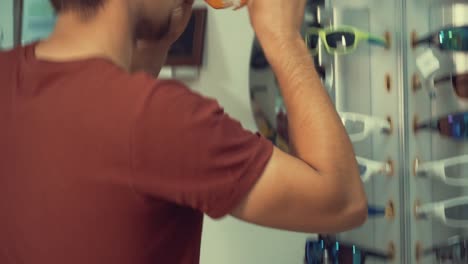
[35,4,135,70]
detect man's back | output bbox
[0,0,370,261]
[0,44,273,264]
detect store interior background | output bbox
[183,3,313,264]
[0,0,313,263]
[3,0,468,263]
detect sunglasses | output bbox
[305,26,388,55]
[421,236,467,264]
[414,112,468,140]
[416,155,468,186]
[340,112,392,142]
[356,157,392,183]
[431,72,468,98]
[416,196,468,228]
[305,237,392,264]
[413,25,468,52]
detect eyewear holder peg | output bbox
[368,200,395,219]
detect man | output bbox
[0,0,367,263]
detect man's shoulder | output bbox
[137,78,224,126]
[148,78,217,107]
[0,46,21,66]
[108,70,191,96]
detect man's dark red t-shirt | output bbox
[0,44,273,264]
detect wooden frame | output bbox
[14,0,23,46]
[165,7,207,66]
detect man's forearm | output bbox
[260,35,360,184]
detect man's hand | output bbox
[130,0,194,74]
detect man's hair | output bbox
[50,0,105,12]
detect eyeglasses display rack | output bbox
[318,1,403,263]
[407,1,468,264]
[249,0,468,263]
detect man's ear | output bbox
[162,0,194,45]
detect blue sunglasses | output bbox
[421,236,467,263]
[413,25,468,52]
[305,237,392,264]
[415,112,468,140]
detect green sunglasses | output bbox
[305,26,388,55]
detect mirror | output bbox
[248,1,330,153]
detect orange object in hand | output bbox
[204,0,248,9]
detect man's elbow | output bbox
[338,171,368,228]
[344,197,368,228]
[328,186,368,231]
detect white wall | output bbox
[184,4,314,264]
[0,0,14,49]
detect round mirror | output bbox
[248,3,330,153]
[249,37,290,152]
